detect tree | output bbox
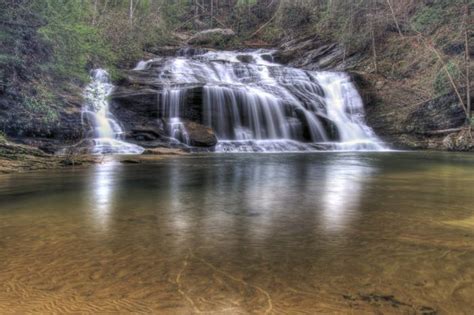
[465,0,471,121]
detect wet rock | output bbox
[187,28,235,47]
[260,54,274,62]
[111,88,160,112]
[236,54,254,63]
[0,140,98,173]
[143,148,187,155]
[146,45,181,57]
[177,47,210,57]
[120,159,141,164]
[183,120,217,147]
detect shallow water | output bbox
[1,152,473,314]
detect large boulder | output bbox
[187,28,235,47]
[183,120,217,147]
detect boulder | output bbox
[443,129,474,152]
[183,120,217,147]
[187,28,235,47]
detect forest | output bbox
[1,1,471,122]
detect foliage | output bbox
[160,1,193,28]
[34,0,116,83]
[0,54,23,66]
[21,81,60,128]
[236,0,257,6]
[411,5,447,34]
[278,2,314,30]
[433,61,462,96]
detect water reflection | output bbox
[87,161,121,232]
[154,155,376,249]
[321,157,374,232]
[167,161,191,238]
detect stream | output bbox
[1,152,473,313]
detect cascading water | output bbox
[161,89,190,145]
[135,49,386,152]
[82,69,144,154]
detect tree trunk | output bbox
[386,0,403,37]
[129,0,133,26]
[92,0,98,25]
[465,1,471,121]
[370,0,378,73]
[210,0,214,28]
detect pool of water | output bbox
[1,152,473,313]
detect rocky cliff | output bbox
[1,28,472,155]
[274,36,472,151]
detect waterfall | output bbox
[135,49,386,152]
[82,69,144,154]
[161,89,190,145]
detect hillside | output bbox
[0,0,472,160]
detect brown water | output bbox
[0,152,473,314]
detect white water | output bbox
[82,69,144,154]
[135,49,386,152]
[161,89,190,145]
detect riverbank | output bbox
[0,139,189,174]
[0,139,96,174]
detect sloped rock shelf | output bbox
[111,49,387,152]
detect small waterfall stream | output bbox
[82,69,144,154]
[136,49,386,152]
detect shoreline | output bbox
[0,141,189,174]
[1,137,473,175]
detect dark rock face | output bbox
[187,28,236,47]
[0,95,84,151]
[110,63,217,148]
[405,94,466,134]
[363,89,468,150]
[274,36,360,71]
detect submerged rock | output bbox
[143,148,187,155]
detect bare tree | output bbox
[465,0,471,121]
[370,0,378,72]
[386,0,403,37]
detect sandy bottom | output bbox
[0,152,473,314]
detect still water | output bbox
[0,152,473,314]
